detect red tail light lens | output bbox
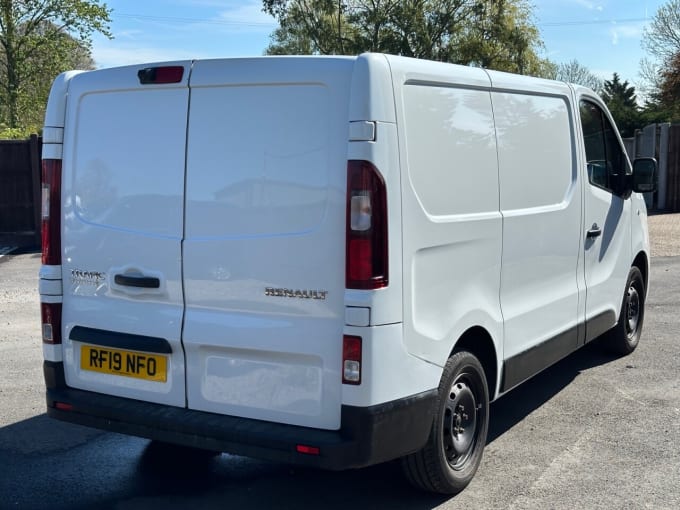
[41,159,62,265]
[346,161,388,289]
[138,66,184,84]
[41,302,62,344]
[296,444,320,455]
[342,335,362,385]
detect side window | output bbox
[579,100,628,194]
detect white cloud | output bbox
[572,0,604,11]
[609,23,644,45]
[114,29,144,40]
[215,1,276,26]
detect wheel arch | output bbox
[632,250,649,295]
[450,326,499,401]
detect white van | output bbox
[39,54,656,494]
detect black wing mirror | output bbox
[632,158,657,193]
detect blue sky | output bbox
[92,0,666,87]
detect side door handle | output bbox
[114,274,160,289]
[587,224,602,239]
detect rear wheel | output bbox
[603,266,645,355]
[401,351,489,494]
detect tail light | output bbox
[342,335,362,385]
[41,302,62,344]
[346,161,388,289]
[41,159,62,265]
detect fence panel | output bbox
[668,125,680,213]
[0,136,42,249]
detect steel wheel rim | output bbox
[626,284,640,337]
[442,372,481,470]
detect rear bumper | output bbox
[44,361,436,470]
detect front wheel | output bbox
[401,351,489,494]
[604,266,646,355]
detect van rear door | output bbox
[183,58,354,429]
[60,63,191,407]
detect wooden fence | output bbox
[0,136,42,249]
[668,125,680,213]
[624,123,680,213]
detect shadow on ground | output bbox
[0,340,618,510]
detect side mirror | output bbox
[632,158,657,193]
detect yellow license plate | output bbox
[80,345,167,382]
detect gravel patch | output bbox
[648,212,680,257]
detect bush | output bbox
[0,126,40,140]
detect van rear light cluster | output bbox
[41,159,62,265]
[346,161,388,289]
[342,335,362,385]
[41,302,62,344]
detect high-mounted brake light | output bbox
[342,335,362,385]
[41,302,62,344]
[41,159,62,265]
[346,161,388,289]
[137,66,184,85]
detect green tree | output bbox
[658,52,680,113]
[602,73,640,138]
[643,50,680,122]
[262,0,551,76]
[455,0,550,76]
[0,0,111,132]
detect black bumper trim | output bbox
[69,326,172,354]
[44,361,436,470]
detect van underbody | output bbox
[45,361,436,469]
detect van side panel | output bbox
[182,59,353,429]
[493,91,582,383]
[392,64,504,370]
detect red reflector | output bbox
[55,402,73,411]
[41,159,62,265]
[296,444,320,455]
[342,335,362,385]
[41,302,62,344]
[138,66,184,84]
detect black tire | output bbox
[604,266,646,356]
[401,351,489,494]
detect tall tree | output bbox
[0,0,111,131]
[262,0,552,76]
[602,73,640,138]
[455,0,550,76]
[552,59,603,93]
[653,51,680,121]
[640,0,680,99]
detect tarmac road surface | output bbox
[0,251,678,510]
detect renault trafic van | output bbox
[39,53,657,494]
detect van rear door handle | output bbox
[114,274,160,288]
[587,224,602,239]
